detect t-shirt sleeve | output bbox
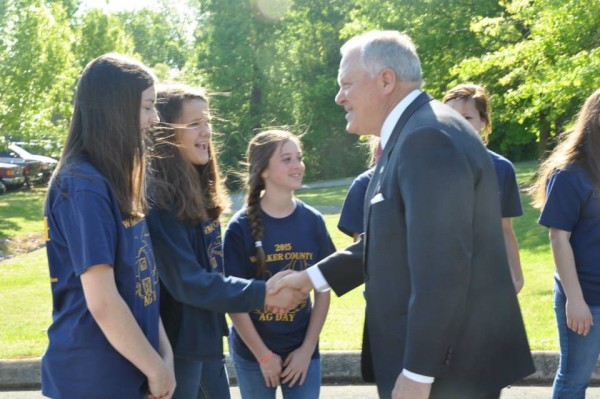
[500,163,523,218]
[539,169,584,231]
[54,189,117,275]
[223,219,255,280]
[338,177,368,237]
[317,214,337,262]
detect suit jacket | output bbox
[318,92,534,399]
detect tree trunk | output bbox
[538,112,550,157]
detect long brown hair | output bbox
[244,130,302,277]
[148,83,229,223]
[531,88,600,208]
[443,83,492,143]
[54,53,155,218]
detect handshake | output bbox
[264,269,315,313]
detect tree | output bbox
[194,0,365,183]
[0,1,77,144]
[339,0,503,98]
[451,0,600,159]
[116,3,196,69]
[72,8,134,69]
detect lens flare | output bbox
[251,0,291,23]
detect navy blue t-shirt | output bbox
[338,168,374,237]
[202,218,224,274]
[223,200,335,361]
[488,150,523,218]
[42,160,160,399]
[538,164,600,306]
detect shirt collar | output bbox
[380,89,422,149]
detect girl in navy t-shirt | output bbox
[444,84,524,294]
[224,130,335,399]
[531,88,600,398]
[146,85,302,399]
[42,54,175,399]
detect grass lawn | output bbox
[0,248,52,358]
[0,161,558,358]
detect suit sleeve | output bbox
[146,208,265,313]
[317,234,365,296]
[398,128,475,376]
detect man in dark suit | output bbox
[271,30,535,399]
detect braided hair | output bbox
[244,130,301,277]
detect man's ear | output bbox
[380,68,397,94]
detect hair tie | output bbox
[255,241,263,248]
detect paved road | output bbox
[3,385,600,398]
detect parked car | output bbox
[0,179,6,194]
[8,143,58,182]
[0,161,27,189]
[0,151,44,187]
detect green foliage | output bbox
[115,4,195,69]
[193,0,369,185]
[0,0,598,177]
[0,1,77,144]
[451,0,600,160]
[72,8,135,69]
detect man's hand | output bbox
[265,270,308,313]
[392,373,432,399]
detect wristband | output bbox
[258,351,273,364]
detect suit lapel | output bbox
[362,92,434,276]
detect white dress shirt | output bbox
[306,89,435,384]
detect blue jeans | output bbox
[172,355,230,399]
[552,288,600,399]
[231,350,321,399]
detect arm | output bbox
[281,290,330,387]
[81,264,175,399]
[549,227,592,335]
[229,313,283,387]
[271,235,364,296]
[147,209,265,313]
[158,318,175,381]
[502,218,524,294]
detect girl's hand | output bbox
[566,297,593,336]
[259,352,283,388]
[281,346,312,387]
[146,362,176,399]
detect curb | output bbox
[3,351,600,390]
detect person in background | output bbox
[531,87,600,399]
[42,54,175,399]
[337,138,381,241]
[224,130,334,399]
[443,84,524,294]
[146,84,305,399]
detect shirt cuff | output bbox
[306,265,330,292]
[402,369,435,384]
